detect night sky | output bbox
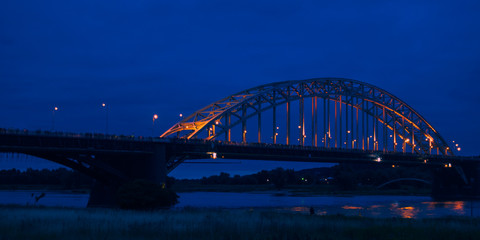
[1,1,479,178]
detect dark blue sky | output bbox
[1,1,479,177]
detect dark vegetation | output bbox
[175,164,433,193]
[1,206,480,240]
[0,168,93,189]
[0,164,433,194]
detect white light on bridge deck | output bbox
[374,157,382,162]
[207,152,218,159]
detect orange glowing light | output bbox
[102,103,106,107]
[153,114,158,119]
[452,201,465,213]
[291,207,309,212]
[54,107,58,111]
[342,206,363,210]
[397,206,418,219]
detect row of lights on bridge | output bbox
[374,156,452,168]
[51,105,463,153]
[51,104,185,137]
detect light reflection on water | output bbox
[1,190,479,219]
[285,199,477,219]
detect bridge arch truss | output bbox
[161,78,453,156]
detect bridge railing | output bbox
[1,128,477,161]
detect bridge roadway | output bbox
[1,129,477,179]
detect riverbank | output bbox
[172,182,432,196]
[1,206,479,240]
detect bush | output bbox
[117,179,179,210]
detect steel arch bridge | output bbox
[161,78,453,156]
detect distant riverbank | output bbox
[172,182,432,196]
[1,206,480,240]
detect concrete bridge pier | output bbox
[432,162,480,200]
[87,145,168,208]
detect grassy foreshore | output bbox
[1,206,480,240]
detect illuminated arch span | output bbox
[161,78,453,156]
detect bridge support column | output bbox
[242,104,247,143]
[286,101,290,145]
[87,144,167,208]
[273,105,277,144]
[299,98,304,146]
[312,96,317,147]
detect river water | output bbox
[1,190,479,219]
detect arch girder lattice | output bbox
[161,78,453,156]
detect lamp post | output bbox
[177,114,184,138]
[51,106,59,131]
[102,103,108,135]
[152,114,158,136]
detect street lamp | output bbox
[102,103,108,135]
[152,114,158,136]
[51,106,59,131]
